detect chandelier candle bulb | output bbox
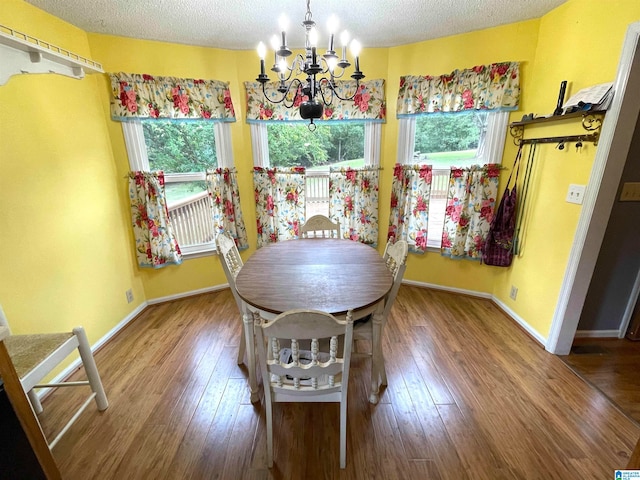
[327,14,338,52]
[257,42,266,76]
[270,35,279,68]
[279,14,289,54]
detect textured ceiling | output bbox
[25,0,567,50]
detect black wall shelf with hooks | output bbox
[509,110,605,146]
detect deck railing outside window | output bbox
[167,191,215,246]
[306,171,330,218]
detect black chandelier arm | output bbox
[273,53,310,84]
[260,78,306,107]
[318,77,361,102]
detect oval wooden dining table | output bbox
[235,238,393,404]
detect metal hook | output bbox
[556,141,565,150]
[575,140,583,152]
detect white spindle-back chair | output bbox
[300,215,341,239]
[354,239,408,395]
[0,304,108,449]
[254,308,354,469]
[215,231,247,365]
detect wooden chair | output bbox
[300,215,341,239]
[353,239,408,396]
[0,304,108,449]
[254,308,354,469]
[215,231,247,365]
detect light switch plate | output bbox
[620,182,640,201]
[566,184,586,204]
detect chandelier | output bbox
[255,0,365,129]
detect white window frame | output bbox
[122,120,234,258]
[397,111,509,250]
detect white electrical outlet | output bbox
[510,285,518,300]
[126,289,134,303]
[566,184,586,204]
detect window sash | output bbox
[397,111,508,249]
[251,122,381,168]
[122,120,234,256]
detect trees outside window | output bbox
[267,123,365,169]
[261,122,369,219]
[142,120,217,204]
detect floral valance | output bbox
[245,79,386,123]
[109,72,236,122]
[396,62,520,117]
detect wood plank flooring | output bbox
[37,286,640,479]
[560,337,640,424]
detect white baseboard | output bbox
[491,296,547,346]
[37,284,231,399]
[402,279,548,347]
[36,301,148,399]
[146,284,229,305]
[574,329,621,338]
[401,279,492,299]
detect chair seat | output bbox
[4,333,74,379]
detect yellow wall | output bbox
[0,0,143,347]
[87,34,245,298]
[385,20,541,294]
[492,1,640,337]
[2,0,640,348]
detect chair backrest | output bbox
[300,215,341,239]
[381,240,408,319]
[255,309,354,402]
[216,231,245,311]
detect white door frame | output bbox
[546,21,640,354]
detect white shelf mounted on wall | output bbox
[0,24,104,86]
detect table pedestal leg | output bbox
[369,308,385,404]
[243,310,260,403]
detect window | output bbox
[251,121,380,218]
[123,119,234,256]
[399,111,508,248]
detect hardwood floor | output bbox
[560,337,640,424]
[37,286,640,479]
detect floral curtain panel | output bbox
[109,72,236,122]
[387,164,432,253]
[329,167,380,245]
[253,167,306,247]
[396,62,520,116]
[441,164,500,260]
[128,171,183,268]
[244,79,386,122]
[206,168,249,250]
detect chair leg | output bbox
[27,389,44,414]
[379,355,388,387]
[266,397,273,468]
[339,397,347,469]
[237,316,246,365]
[73,327,108,411]
[244,312,260,403]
